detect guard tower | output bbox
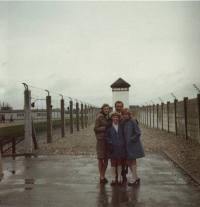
[111,78,131,110]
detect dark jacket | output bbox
[124,118,145,159]
[104,124,125,159]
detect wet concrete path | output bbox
[0,153,200,207]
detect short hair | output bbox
[110,111,121,119]
[101,103,109,110]
[115,101,124,107]
[121,108,131,116]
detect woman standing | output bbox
[122,108,145,186]
[104,111,125,186]
[94,103,112,183]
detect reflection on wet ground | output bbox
[0,153,200,207]
[98,184,139,206]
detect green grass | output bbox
[0,119,70,143]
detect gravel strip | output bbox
[140,124,200,183]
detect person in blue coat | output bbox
[104,111,125,186]
[122,108,145,186]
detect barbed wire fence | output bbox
[139,82,200,106]
[0,83,100,155]
[131,82,200,144]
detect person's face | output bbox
[112,115,119,124]
[115,103,123,113]
[122,113,129,120]
[103,106,109,115]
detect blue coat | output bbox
[124,119,145,159]
[104,125,125,159]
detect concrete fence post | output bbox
[76,102,79,131]
[94,108,96,122]
[149,105,151,127]
[90,106,92,125]
[88,105,90,126]
[60,99,65,137]
[93,107,95,124]
[156,104,159,129]
[81,103,84,129]
[24,89,32,153]
[70,100,73,134]
[167,101,170,133]
[94,107,96,123]
[147,106,148,126]
[87,106,89,126]
[152,104,155,128]
[174,99,178,136]
[46,95,52,143]
[161,102,164,131]
[184,97,188,139]
[96,107,99,120]
[197,94,200,143]
[85,104,87,127]
[143,107,145,125]
[91,107,94,124]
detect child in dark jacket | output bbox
[104,112,125,186]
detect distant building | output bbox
[0,109,61,121]
[111,78,131,110]
[0,102,13,111]
[1,106,13,110]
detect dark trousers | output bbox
[121,158,128,178]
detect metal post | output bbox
[24,89,32,153]
[46,95,52,143]
[60,98,65,137]
[70,100,73,134]
[76,101,79,131]
[184,97,188,139]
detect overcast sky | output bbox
[0,1,200,109]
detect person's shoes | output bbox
[128,180,137,186]
[128,178,140,186]
[110,180,117,186]
[122,175,127,182]
[104,177,108,183]
[136,178,140,184]
[118,179,123,186]
[100,178,108,184]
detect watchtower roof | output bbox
[110,78,131,88]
